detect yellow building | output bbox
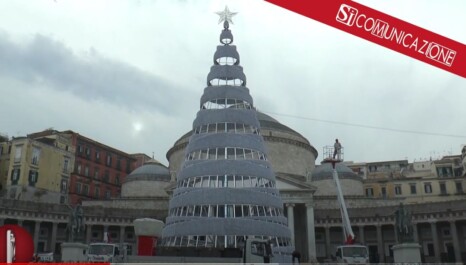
[0,136,75,204]
[356,156,465,201]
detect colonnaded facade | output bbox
[1,114,465,263]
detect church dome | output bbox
[311,163,363,196]
[256,112,307,140]
[125,160,170,182]
[121,160,171,198]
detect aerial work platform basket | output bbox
[322,145,344,165]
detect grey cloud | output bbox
[0,32,195,115]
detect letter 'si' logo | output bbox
[336,4,358,26]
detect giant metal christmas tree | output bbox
[161,7,292,254]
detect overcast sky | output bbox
[0,0,465,166]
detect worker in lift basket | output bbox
[333,139,342,160]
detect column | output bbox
[358,225,365,245]
[103,225,109,242]
[50,222,58,253]
[120,226,126,244]
[394,224,399,244]
[33,221,41,253]
[324,226,331,258]
[306,203,316,262]
[450,221,462,263]
[86,224,93,244]
[412,223,419,243]
[286,204,295,246]
[376,224,384,263]
[430,222,440,262]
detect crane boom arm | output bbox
[332,167,354,244]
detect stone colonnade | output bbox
[0,217,137,256]
[314,219,464,263]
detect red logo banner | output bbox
[265,0,466,78]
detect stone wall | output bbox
[82,198,169,214]
[263,133,316,178]
[312,179,364,196]
[6,186,63,204]
[122,180,171,197]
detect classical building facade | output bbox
[28,130,138,205]
[0,135,74,204]
[1,123,465,263]
[0,159,170,256]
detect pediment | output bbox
[276,175,317,191]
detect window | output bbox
[104,170,109,182]
[63,158,70,173]
[105,190,111,199]
[95,150,100,162]
[116,158,121,170]
[61,179,68,193]
[28,170,38,186]
[10,168,20,185]
[424,183,432,194]
[426,243,434,257]
[395,185,402,195]
[95,187,100,198]
[84,166,89,177]
[14,145,23,163]
[94,168,99,179]
[76,183,82,194]
[83,184,89,196]
[106,154,112,166]
[439,182,447,195]
[31,147,41,165]
[126,159,131,173]
[365,188,374,197]
[455,182,463,193]
[85,147,90,157]
[115,174,120,185]
[77,164,82,174]
[78,145,83,154]
[410,184,417,194]
[381,187,387,198]
[437,167,453,178]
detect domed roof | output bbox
[257,112,307,139]
[125,160,170,183]
[312,163,362,181]
[174,111,308,145]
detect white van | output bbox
[335,245,369,264]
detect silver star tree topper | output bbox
[216,6,237,24]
